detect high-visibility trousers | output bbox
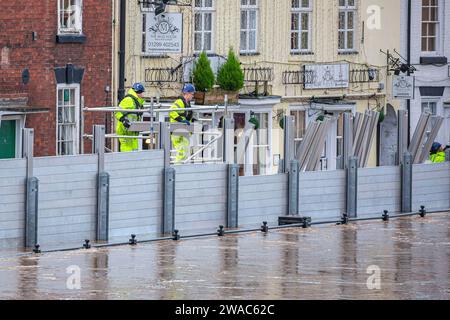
[171,135,190,163]
[119,137,139,152]
[117,122,139,152]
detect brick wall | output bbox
[0,1,113,157]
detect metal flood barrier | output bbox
[1,125,450,253]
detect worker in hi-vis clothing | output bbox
[429,142,448,163]
[169,84,197,163]
[115,83,145,152]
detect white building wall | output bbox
[401,0,450,144]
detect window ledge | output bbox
[338,51,359,55]
[193,52,220,58]
[141,54,170,59]
[420,56,448,65]
[240,52,260,56]
[56,34,86,44]
[291,51,314,56]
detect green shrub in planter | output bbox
[192,51,215,92]
[217,48,244,92]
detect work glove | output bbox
[181,120,191,126]
[120,116,131,129]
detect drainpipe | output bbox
[118,0,126,102]
[406,0,412,145]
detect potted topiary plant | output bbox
[192,51,215,105]
[216,47,244,104]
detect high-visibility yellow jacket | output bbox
[430,152,446,163]
[115,89,145,135]
[169,97,194,123]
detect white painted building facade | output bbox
[401,0,450,145]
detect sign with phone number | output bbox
[145,13,183,54]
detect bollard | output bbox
[401,152,413,213]
[346,157,358,218]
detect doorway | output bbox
[0,120,16,159]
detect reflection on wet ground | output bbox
[0,213,449,300]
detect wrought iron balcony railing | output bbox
[145,67,181,84]
[282,68,380,85]
[349,68,380,83]
[282,70,315,85]
[243,67,274,83]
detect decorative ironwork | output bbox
[145,67,181,84]
[243,67,274,83]
[349,68,380,83]
[380,49,416,75]
[283,68,380,85]
[282,70,314,85]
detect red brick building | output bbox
[0,0,113,158]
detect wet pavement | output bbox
[0,213,449,300]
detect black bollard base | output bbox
[129,234,137,245]
[261,221,269,233]
[83,239,91,249]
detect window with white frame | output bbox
[141,1,155,11]
[421,0,439,53]
[338,0,357,52]
[422,100,438,115]
[57,85,80,156]
[290,108,306,157]
[291,0,312,53]
[194,0,215,53]
[240,0,258,53]
[422,99,440,136]
[58,0,83,34]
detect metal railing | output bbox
[282,68,380,85]
[243,67,274,83]
[349,68,380,83]
[145,67,182,84]
[282,70,315,85]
